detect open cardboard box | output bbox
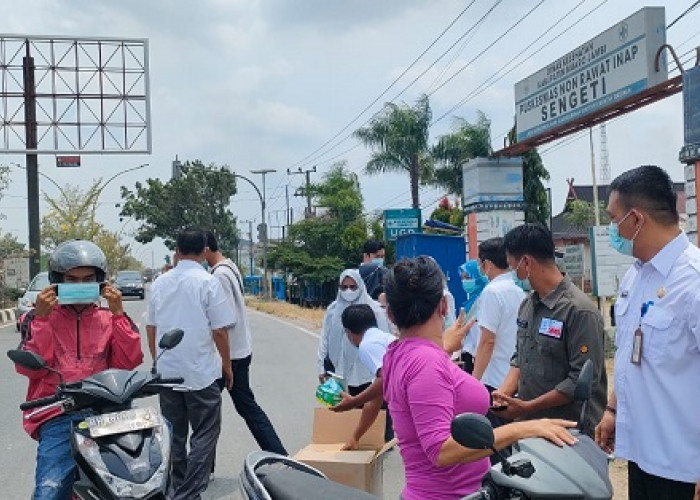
[294,407,396,496]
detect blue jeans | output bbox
[34,413,88,500]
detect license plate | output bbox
[86,407,161,438]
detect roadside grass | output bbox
[246,297,325,329]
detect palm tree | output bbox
[431,111,492,196]
[354,95,432,208]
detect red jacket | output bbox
[15,304,143,438]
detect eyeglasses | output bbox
[339,285,358,291]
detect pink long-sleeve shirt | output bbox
[383,337,490,500]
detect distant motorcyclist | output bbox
[13,240,143,500]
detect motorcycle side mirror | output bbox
[7,349,66,387]
[574,359,594,431]
[152,328,184,375]
[159,329,184,350]
[7,349,47,370]
[451,413,494,449]
[451,413,536,479]
[574,359,593,402]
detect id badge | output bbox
[631,327,643,365]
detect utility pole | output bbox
[240,219,254,277]
[287,166,316,218]
[250,169,276,299]
[23,42,40,279]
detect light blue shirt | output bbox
[613,231,700,483]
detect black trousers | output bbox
[628,461,695,500]
[226,355,287,455]
[348,382,395,443]
[159,382,221,500]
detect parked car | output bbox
[16,271,50,331]
[114,270,145,300]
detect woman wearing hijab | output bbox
[457,260,489,373]
[317,269,390,396]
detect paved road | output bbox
[0,296,405,499]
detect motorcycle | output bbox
[239,450,380,500]
[8,328,186,500]
[451,360,613,499]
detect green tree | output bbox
[119,160,239,253]
[563,199,610,230]
[40,182,141,275]
[41,181,103,250]
[432,112,492,195]
[522,148,551,226]
[354,95,433,208]
[0,233,26,258]
[269,163,367,279]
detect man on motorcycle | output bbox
[13,240,143,500]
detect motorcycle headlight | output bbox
[74,424,171,498]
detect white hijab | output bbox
[323,269,390,386]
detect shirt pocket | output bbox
[613,297,632,347]
[640,307,674,361]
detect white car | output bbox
[16,271,50,331]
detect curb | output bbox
[0,308,17,324]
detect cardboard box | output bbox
[294,408,395,496]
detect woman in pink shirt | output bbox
[382,256,577,500]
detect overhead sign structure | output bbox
[462,157,524,213]
[589,226,635,297]
[0,35,151,154]
[384,208,421,241]
[680,64,700,163]
[514,7,667,142]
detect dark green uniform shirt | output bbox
[511,275,607,436]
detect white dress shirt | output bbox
[475,273,526,388]
[147,260,235,390]
[211,259,251,360]
[613,231,700,483]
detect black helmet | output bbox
[48,240,108,283]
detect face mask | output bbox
[512,257,532,292]
[608,222,633,256]
[372,257,384,267]
[57,282,101,305]
[340,289,361,302]
[462,279,480,295]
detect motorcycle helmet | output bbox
[48,240,108,283]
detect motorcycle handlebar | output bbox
[20,394,60,411]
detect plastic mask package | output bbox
[316,377,343,407]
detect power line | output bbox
[668,0,700,29]
[283,0,480,174]
[426,0,547,98]
[433,0,603,125]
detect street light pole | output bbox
[250,169,276,299]
[93,163,149,232]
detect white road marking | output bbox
[247,308,320,339]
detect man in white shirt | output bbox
[596,165,700,500]
[146,228,234,500]
[204,231,287,455]
[338,304,396,448]
[472,237,526,391]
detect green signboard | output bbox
[384,208,422,241]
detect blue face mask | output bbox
[462,279,480,295]
[57,282,101,305]
[372,257,384,267]
[512,257,532,292]
[608,221,633,256]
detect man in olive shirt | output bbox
[492,223,607,437]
